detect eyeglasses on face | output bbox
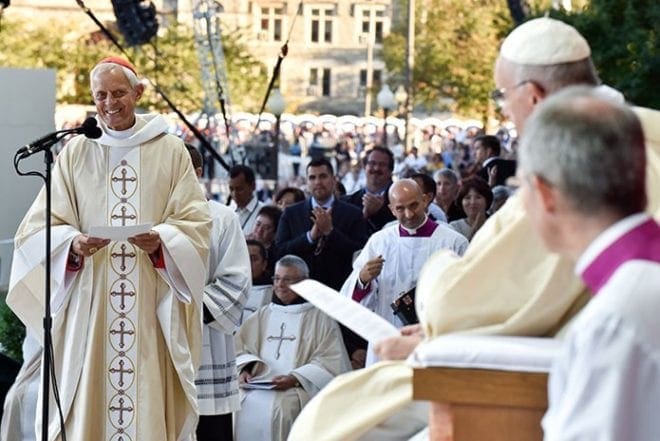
[490,80,536,107]
[272,276,302,284]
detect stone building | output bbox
[8,0,393,115]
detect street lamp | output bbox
[267,88,286,182]
[394,85,408,115]
[377,84,396,147]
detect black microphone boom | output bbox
[17,117,101,159]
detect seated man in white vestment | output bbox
[342,179,467,365]
[234,255,351,441]
[186,145,252,441]
[1,57,211,441]
[519,88,660,440]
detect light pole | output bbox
[377,84,396,148]
[267,88,286,183]
[394,85,408,114]
[404,0,415,152]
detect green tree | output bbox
[383,0,511,119]
[547,0,660,109]
[0,17,266,114]
[0,293,25,362]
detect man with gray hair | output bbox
[289,17,660,440]
[2,57,211,441]
[518,86,660,440]
[233,255,350,441]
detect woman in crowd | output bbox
[433,168,464,222]
[449,176,493,241]
[274,187,306,210]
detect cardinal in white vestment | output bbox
[234,255,351,441]
[341,179,468,365]
[1,58,211,441]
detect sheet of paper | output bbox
[88,223,153,241]
[290,279,399,345]
[241,379,276,390]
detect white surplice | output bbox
[543,214,660,440]
[341,222,468,365]
[233,302,350,441]
[1,114,211,441]
[195,200,251,416]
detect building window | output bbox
[309,68,331,96]
[321,68,331,96]
[358,7,386,44]
[310,7,334,43]
[310,68,319,87]
[359,69,382,88]
[259,6,284,41]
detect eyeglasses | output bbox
[490,80,534,108]
[272,276,302,284]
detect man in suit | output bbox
[342,147,396,236]
[275,158,368,290]
[275,158,369,367]
[474,135,517,187]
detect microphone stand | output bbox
[14,132,70,441]
[42,147,54,441]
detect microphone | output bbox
[17,117,102,159]
[81,117,103,139]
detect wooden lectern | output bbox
[409,335,560,441]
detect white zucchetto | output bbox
[500,17,591,65]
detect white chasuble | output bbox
[234,303,351,441]
[3,114,211,441]
[235,305,303,441]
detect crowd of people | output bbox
[2,16,659,441]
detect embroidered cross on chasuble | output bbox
[106,154,141,440]
[266,323,297,359]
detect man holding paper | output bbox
[233,255,350,441]
[2,57,211,441]
[341,179,467,365]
